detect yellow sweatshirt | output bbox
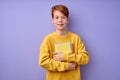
[39,32,89,80]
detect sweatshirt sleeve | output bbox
[39,39,69,72]
[62,37,89,65]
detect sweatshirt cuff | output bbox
[64,62,69,70]
[62,52,69,61]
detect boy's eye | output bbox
[55,16,59,19]
[62,16,66,19]
[54,16,66,19]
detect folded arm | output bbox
[39,41,77,71]
[53,38,89,65]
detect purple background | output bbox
[0,0,120,80]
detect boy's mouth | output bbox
[57,24,64,26]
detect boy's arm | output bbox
[39,41,70,72]
[53,38,89,65]
[62,38,89,65]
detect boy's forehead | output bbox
[53,10,64,16]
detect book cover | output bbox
[55,42,73,53]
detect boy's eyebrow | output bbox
[54,15,65,17]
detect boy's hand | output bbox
[53,52,63,61]
[69,63,77,70]
[53,52,77,70]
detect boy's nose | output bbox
[58,18,62,21]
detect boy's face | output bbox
[52,10,69,31]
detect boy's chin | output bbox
[57,26,66,30]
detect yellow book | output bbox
[55,42,73,53]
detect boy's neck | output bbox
[56,29,68,36]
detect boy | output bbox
[39,4,89,80]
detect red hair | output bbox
[51,4,69,18]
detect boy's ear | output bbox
[67,20,69,23]
[67,18,69,23]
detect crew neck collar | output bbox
[53,31,70,38]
